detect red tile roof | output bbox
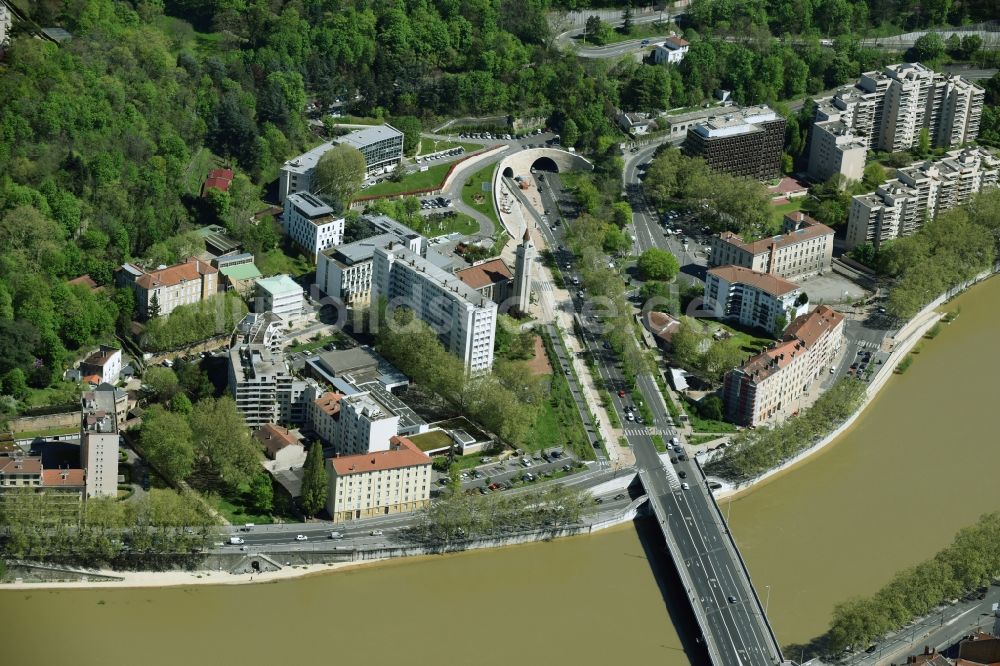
[83,347,119,368]
[0,457,43,476]
[707,265,799,296]
[254,424,302,458]
[784,305,844,349]
[42,469,86,488]
[202,168,234,196]
[133,257,217,290]
[83,374,102,386]
[455,258,514,290]
[329,436,431,476]
[664,35,689,48]
[68,274,99,290]
[313,392,343,417]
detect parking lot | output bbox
[415,146,465,164]
[420,196,453,211]
[432,448,581,494]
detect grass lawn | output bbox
[410,212,478,238]
[207,484,277,525]
[769,198,804,225]
[258,248,313,278]
[286,332,350,353]
[580,22,670,47]
[525,333,595,461]
[12,425,79,440]
[22,381,83,410]
[410,430,454,453]
[461,162,500,228]
[362,162,452,197]
[715,321,775,352]
[183,147,216,197]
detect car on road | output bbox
[228,537,245,545]
[678,454,688,462]
[617,389,626,397]
[370,529,384,537]
[866,645,878,654]
[727,595,738,604]
[614,493,626,500]
[681,482,690,490]
[678,471,687,479]
[295,534,308,541]
[328,531,343,539]
[670,456,678,463]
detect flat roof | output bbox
[377,243,493,308]
[256,274,302,297]
[325,233,397,266]
[196,225,241,254]
[316,346,380,376]
[287,192,334,218]
[220,263,263,281]
[337,124,403,151]
[354,380,425,432]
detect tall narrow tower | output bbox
[514,228,534,314]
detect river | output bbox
[2,279,999,666]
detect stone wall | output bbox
[9,411,81,434]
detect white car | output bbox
[681,483,690,490]
[370,529,384,537]
[295,534,308,541]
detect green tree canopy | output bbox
[189,397,259,489]
[300,442,328,517]
[637,248,680,281]
[140,405,195,482]
[314,144,366,207]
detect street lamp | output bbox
[765,585,771,614]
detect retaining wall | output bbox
[9,411,80,434]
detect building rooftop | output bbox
[784,305,844,349]
[715,214,834,256]
[455,258,513,290]
[256,274,303,298]
[286,192,335,219]
[662,35,689,49]
[82,347,119,368]
[315,347,381,378]
[324,233,398,267]
[738,338,805,382]
[337,124,403,151]
[220,262,263,282]
[644,311,682,344]
[282,140,336,175]
[378,242,494,308]
[0,456,43,476]
[196,225,241,255]
[692,105,779,139]
[707,265,800,297]
[128,257,217,290]
[342,391,396,421]
[254,424,303,458]
[41,468,86,488]
[230,344,288,383]
[313,391,344,417]
[329,436,430,476]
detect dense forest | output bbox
[0,0,998,417]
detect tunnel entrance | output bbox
[531,156,559,173]
[502,166,514,178]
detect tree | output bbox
[189,397,259,488]
[249,472,274,514]
[622,5,634,34]
[169,392,193,414]
[585,15,602,43]
[143,367,180,402]
[603,225,632,255]
[610,201,633,228]
[2,368,29,400]
[140,405,195,482]
[911,33,945,61]
[960,34,983,58]
[313,144,366,207]
[916,127,931,158]
[391,115,422,156]
[148,293,161,319]
[562,118,579,147]
[637,248,680,281]
[300,441,328,517]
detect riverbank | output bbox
[1,497,648,590]
[714,268,998,502]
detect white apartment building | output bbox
[238,311,285,354]
[315,215,423,307]
[79,346,123,385]
[723,305,845,426]
[846,147,999,249]
[80,389,120,498]
[325,435,431,521]
[278,124,404,202]
[309,391,343,446]
[334,392,400,456]
[282,192,344,263]
[704,266,808,334]
[709,212,835,281]
[373,242,498,373]
[116,257,218,320]
[255,274,304,321]
[653,35,689,65]
[228,344,310,428]
[807,119,868,184]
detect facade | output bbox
[0,4,10,48]
[325,435,431,522]
[254,274,304,321]
[228,344,310,428]
[722,305,845,426]
[282,192,345,263]
[810,63,985,165]
[81,385,129,428]
[617,112,656,135]
[703,266,807,334]
[0,456,86,500]
[278,124,405,202]
[214,253,261,297]
[315,215,423,308]
[254,423,305,468]
[309,391,343,446]
[846,147,999,249]
[79,346,122,385]
[116,258,218,320]
[373,242,498,373]
[80,389,120,498]
[709,212,835,281]
[455,258,514,306]
[513,229,534,313]
[806,119,868,184]
[653,35,689,65]
[334,392,400,456]
[682,105,785,180]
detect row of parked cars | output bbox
[416,147,463,163]
[421,196,452,210]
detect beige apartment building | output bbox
[117,257,218,320]
[846,146,999,249]
[325,436,431,521]
[709,213,834,281]
[309,391,343,446]
[722,305,845,426]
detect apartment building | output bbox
[325,435,431,522]
[309,391,343,446]
[846,147,999,249]
[0,456,86,501]
[334,391,400,455]
[116,257,218,320]
[79,346,122,385]
[807,119,867,184]
[238,311,285,354]
[709,212,835,281]
[373,242,498,372]
[315,215,424,308]
[722,305,845,426]
[255,274,304,321]
[653,35,689,65]
[808,63,985,183]
[278,124,404,202]
[455,258,514,306]
[682,105,785,180]
[282,192,345,263]
[228,344,310,428]
[80,389,120,498]
[704,266,807,334]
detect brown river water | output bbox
[2,278,999,666]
